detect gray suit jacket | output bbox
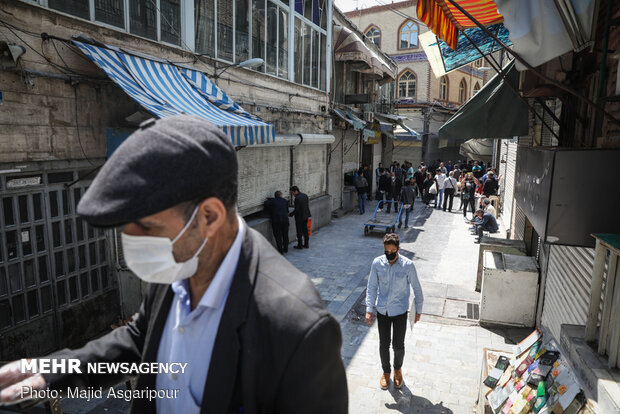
[43,225,347,413]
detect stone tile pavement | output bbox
[286,200,529,414]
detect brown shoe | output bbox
[393,369,403,389]
[380,373,390,390]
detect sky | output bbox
[334,0,385,13]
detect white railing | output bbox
[585,234,620,369]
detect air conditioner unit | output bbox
[363,112,373,122]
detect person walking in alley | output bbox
[434,169,446,209]
[386,171,402,214]
[366,233,424,390]
[378,168,390,209]
[461,173,479,219]
[264,191,290,253]
[442,171,457,212]
[289,186,311,249]
[398,179,416,229]
[363,164,373,200]
[355,169,369,214]
[481,171,499,197]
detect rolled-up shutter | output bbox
[237,146,291,215]
[293,145,327,198]
[541,245,596,341]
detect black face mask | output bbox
[385,251,398,261]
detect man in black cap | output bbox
[264,191,290,253]
[289,186,311,249]
[0,115,347,413]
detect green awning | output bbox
[439,61,528,140]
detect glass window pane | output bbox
[52,222,62,248]
[49,0,90,19]
[303,0,312,21]
[36,225,46,252]
[8,264,21,293]
[6,230,17,260]
[27,290,39,318]
[320,33,326,90]
[48,172,74,184]
[278,9,288,78]
[55,251,65,278]
[95,0,125,28]
[303,24,311,85]
[195,0,216,56]
[294,18,303,83]
[295,0,302,14]
[76,218,85,242]
[99,240,107,263]
[39,256,49,283]
[3,197,15,226]
[79,245,87,269]
[312,29,319,88]
[24,260,35,287]
[18,195,29,224]
[130,0,157,40]
[65,220,74,245]
[312,0,320,26]
[236,0,250,62]
[80,273,89,298]
[12,294,25,323]
[73,188,82,211]
[0,300,10,329]
[57,279,67,306]
[218,0,234,61]
[101,266,110,289]
[266,2,278,75]
[161,0,182,45]
[69,276,79,302]
[62,190,70,216]
[91,269,100,293]
[0,268,6,296]
[41,286,52,313]
[90,242,98,266]
[252,0,266,71]
[33,193,42,221]
[87,224,95,239]
[67,248,77,274]
[21,229,32,256]
[49,191,59,218]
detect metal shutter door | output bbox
[541,245,596,341]
[293,145,327,198]
[503,140,517,230]
[237,146,291,215]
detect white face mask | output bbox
[121,205,208,284]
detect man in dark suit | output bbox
[289,186,311,249]
[0,116,347,413]
[264,191,290,254]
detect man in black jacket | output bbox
[264,191,290,253]
[289,186,311,249]
[0,116,347,413]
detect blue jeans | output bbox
[399,205,413,226]
[436,189,444,209]
[358,192,366,213]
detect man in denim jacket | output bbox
[365,234,424,390]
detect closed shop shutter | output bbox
[503,140,517,230]
[514,203,526,241]
[342,130,359,174]
[541,245,596,341]
[293,145,327,198]
[237,146,291,215]
[392,143,422,168]
[328,131,344,211]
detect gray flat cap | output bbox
[78,115,237,227]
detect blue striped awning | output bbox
[73,41,274,146]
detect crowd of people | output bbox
[353,159,502,242]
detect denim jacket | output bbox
[365,254,424,316]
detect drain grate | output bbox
[458,302,480,320]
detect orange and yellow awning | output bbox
[417,0,504,50]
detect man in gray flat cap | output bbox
[0,115,348,413]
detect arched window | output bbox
[365,26,381,47]
[439,76,448,100]
[398,70,416,98]
[459,78,467,103]
[399,20,418,49]
[473,82,481,95]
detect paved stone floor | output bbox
[286,200,528,414]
